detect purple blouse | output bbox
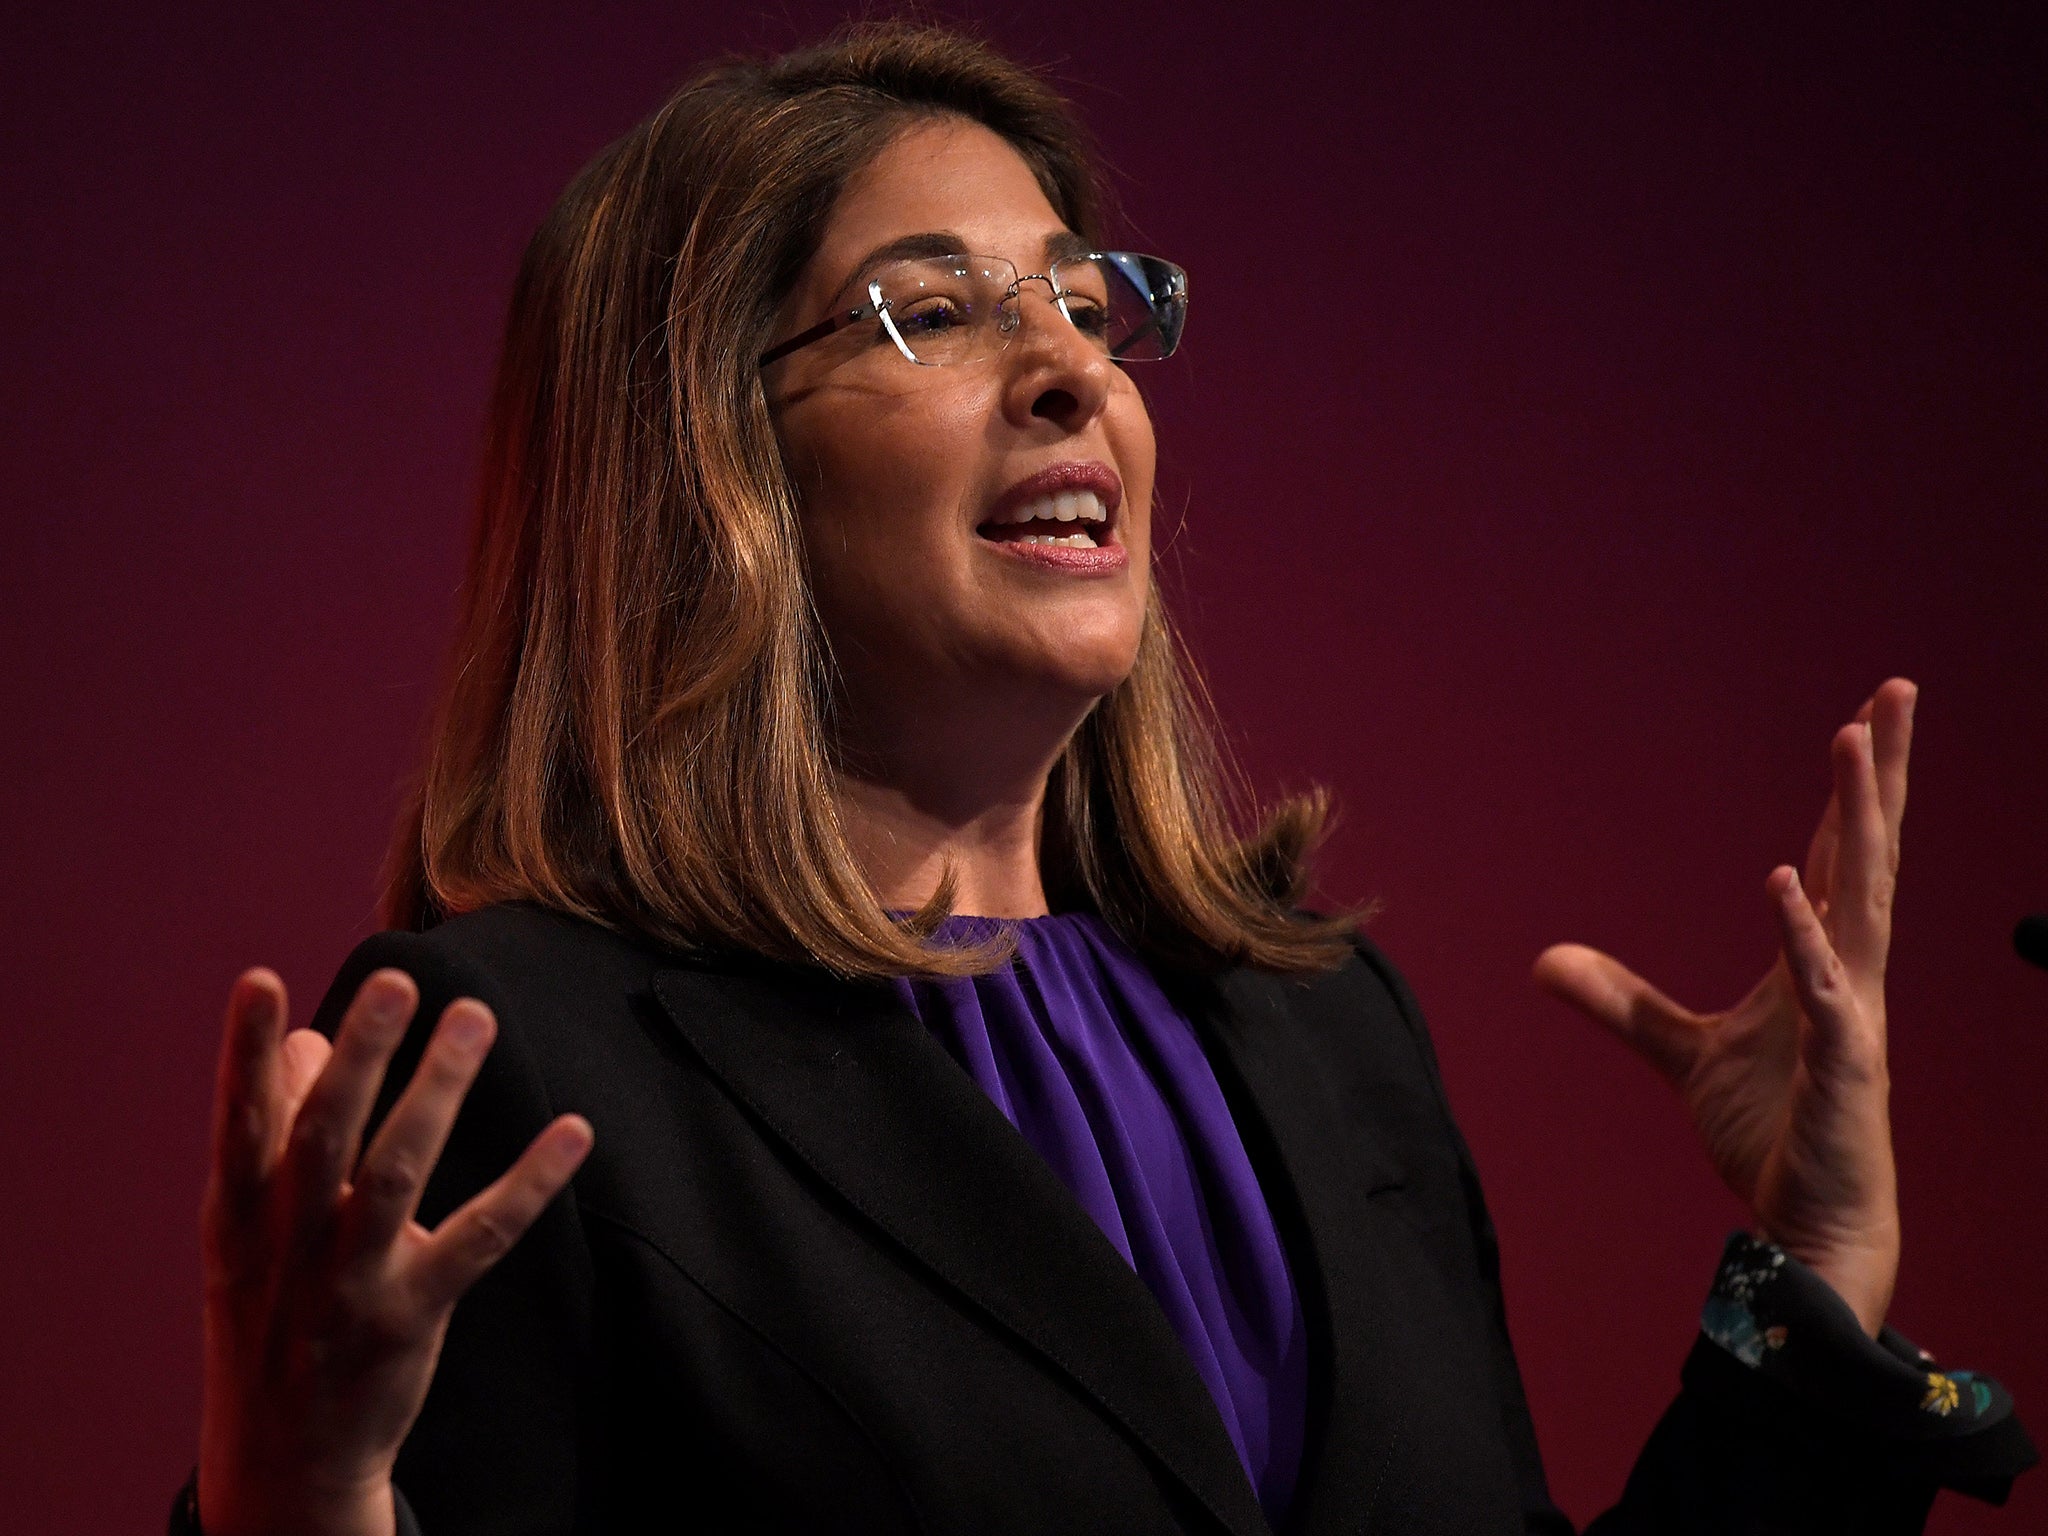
[889,911,1308,1522]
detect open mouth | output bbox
[976,489,1112,549]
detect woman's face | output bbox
[765,118,1156,768]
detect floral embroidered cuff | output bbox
[1700,1230,2022,1446]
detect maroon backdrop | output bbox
[5,4,2044,1530]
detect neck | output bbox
[830,681,1092,920]
[834,768,1052,918]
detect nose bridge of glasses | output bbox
[999,271,1081,340]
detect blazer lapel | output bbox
[1167,964,1439,1536]
[652,959,1272,1536]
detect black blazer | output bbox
[297,902,2020,1535]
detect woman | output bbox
[180,23,2033,1536]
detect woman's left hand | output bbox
[1534,678,1917,1336]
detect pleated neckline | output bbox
[888,909,1307,1522]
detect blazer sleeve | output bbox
[1353,939,2036,1535]
[305,929,601,1536]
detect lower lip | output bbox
[976,530,1128,573]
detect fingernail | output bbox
[366,987,406,1027]
[445,1007,489,1050]
[551,1118,595,1168]
[241,980,276,1026]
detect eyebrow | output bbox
[1042,229,1094,266]
[833,228,1098,305]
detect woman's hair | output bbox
[383,19,1367,978]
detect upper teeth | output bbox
[989,490,1108,525]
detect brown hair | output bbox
[383,20,1366,978]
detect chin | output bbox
[1047,649,1140,704]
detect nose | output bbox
[999,279,1114,430]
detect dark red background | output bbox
[5,4,2044,1530]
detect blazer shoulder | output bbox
[435,900,663,975]
[1343,928,1439,1051]
[309,902,668,1046]
[1252,921,1456,1110]
[1268,920,1425,1029]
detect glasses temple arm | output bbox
[759,307,868,367]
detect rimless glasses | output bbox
[759,250,1190,368]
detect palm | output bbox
[1535,679,1914,1335]
[198,969,593,1536]
[1673,964,1801,1206]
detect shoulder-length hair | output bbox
[383,21,1366,978]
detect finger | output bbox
[1867,677,1915,852]
[409,1115,594,1313]
[345,1000,497,1257]
[1826,718,1893,979]
[1533,943,1707,1087]
[1803,690,1878,921]
[1769,865,1882,1079]
[209,969,291,1203]
[277,968,420,1258]
[1802,793,1840,912]
[277,1029,334,1123]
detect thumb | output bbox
[1534,942,1705,1087]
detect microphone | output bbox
[2017,915,2048,971]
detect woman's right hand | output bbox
[196,966,594,1536]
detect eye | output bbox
[891,296,972,338]
[1060,295,1112,339]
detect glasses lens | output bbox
[874,256,1013,364]
[1062,253,1188,361]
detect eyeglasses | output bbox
[759,250,1189,368]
